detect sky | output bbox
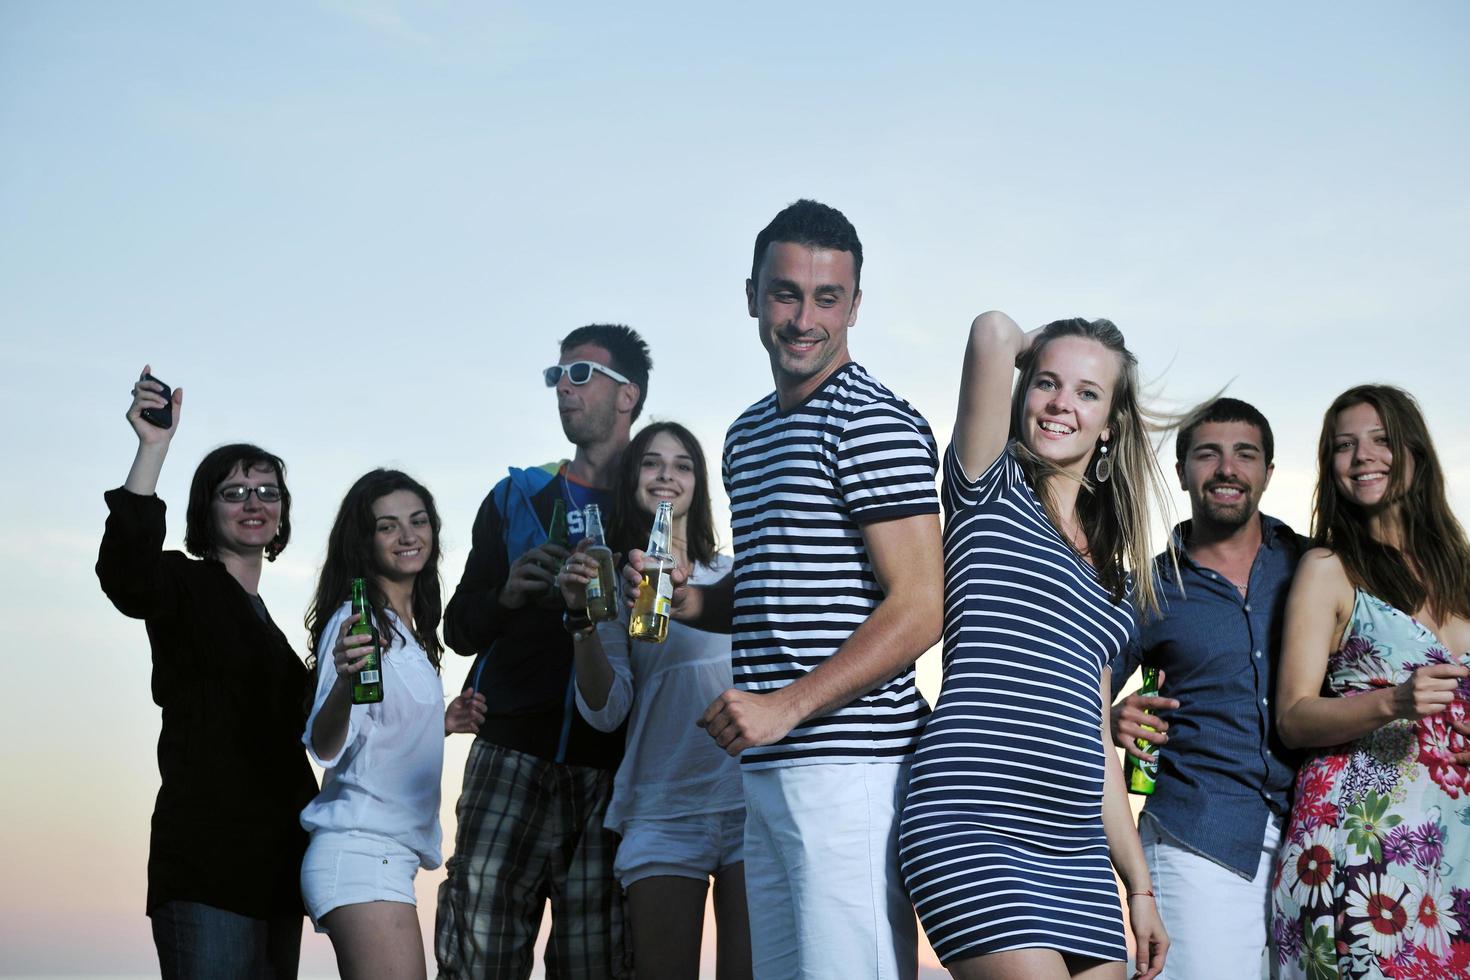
[1,1,1467,976]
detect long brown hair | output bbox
[1009,317,1175,617]
[1311,385,1470,623]
[606,421,718,568]
[305,469,445,672]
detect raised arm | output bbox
[1275,549,1467,747]
[97,365,188,620]
[123,363,184,495]
[953,312,1036,479]
[306,611,377,765]
[558,543,631,723]
[699,511,942,756]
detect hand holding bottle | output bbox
[330,613,377,681]
[621,549,694,617]
[1110,669,1177,763]
[500,543,570,609]
[558,539,622,611]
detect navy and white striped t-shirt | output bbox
[722,361,940,769]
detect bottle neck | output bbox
[584,505,607,546]
[645,503,674,559]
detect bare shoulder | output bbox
[1296,547,1348,581]
[1290,548,1353,607]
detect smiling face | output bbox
[371,489,433,583]
[635,430,697,521]
[1019,335,1123,475]
[746,241,862,406]
[210,462,282,557]
[1332,401,1412,511]
[555,342,636,448]
[1178,420,1274,531]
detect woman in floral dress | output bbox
[1273,384,1470,978]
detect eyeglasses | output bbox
[217,485,284,503]
[543,361,632,388]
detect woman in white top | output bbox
[558,421,751,980]
[300,469,486,979]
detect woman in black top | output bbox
[96,366,318,979]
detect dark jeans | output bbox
[151,901,302,979]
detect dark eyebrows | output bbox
[1193,440,1263,455]
[764,277,847,298]
[375,509,430,523]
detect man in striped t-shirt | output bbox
[647,200,943,978]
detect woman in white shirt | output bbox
[299,469,486,979]
[558,422,750,980]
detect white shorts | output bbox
[1141,811,1283,980]
[300,830,420,933]
[613,809,745,889]
[743,762,916,980]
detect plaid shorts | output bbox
[434,741,628,979]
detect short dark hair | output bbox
[560,323,653,422]
[750,199,864,292]
[1176,397,1274,466]
[184,443,291,561]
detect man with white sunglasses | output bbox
[436,323,651,979]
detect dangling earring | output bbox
[1094,440,1112,484]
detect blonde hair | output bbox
[1009,317,1176,618]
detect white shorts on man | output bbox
[1140,812,1283,979]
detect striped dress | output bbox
[899,443,1136,965]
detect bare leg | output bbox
[711,862,752,980]
[321,901,427,980]
[1066,953,1126,979]
[948,948,1072,980]
[626,876,709,980]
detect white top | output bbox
[300,601,445,868]
[575,555,744,835]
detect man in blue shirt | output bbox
[1110,397,1304,979]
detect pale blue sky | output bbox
[2,2,1466,974]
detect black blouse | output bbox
[97,488,318,919]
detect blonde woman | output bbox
[900,313,1170,979]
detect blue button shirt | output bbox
[1109,514,1305,878]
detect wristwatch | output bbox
[562,610,595,640]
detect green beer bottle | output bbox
[539,500,570,610]
[349,577,384,705]
[582,504,618,623]
[1125,665,1160,795]
[546,499,569,549]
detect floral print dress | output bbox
[1272,590,1470,979]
